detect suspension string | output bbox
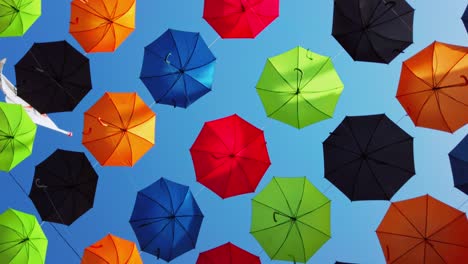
[458,198,468,210]
[194,186,206,198]
[395,113,408,124]
[49,222,82,260]
[208,36,220,48]
[8,172,29,196]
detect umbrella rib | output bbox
[433,92,452,133]
[196,158,230,181]
[233,131,265,156]
[395,89,433,98]
[274,177,294,215]
[439,90,468,107]
[364,32,388,63]
[414,93,435,128]
[140,221,172,251]
[185,59,216,72]
[222,161,235,197]
[434,54,467,87]
[292,178,307,216]
[138,192,172,214]
[364,159,391,200]
[368,10,414,30]
[299,58,332,91]
[368,27,413,43]
[155,73,183,104]
[344,118,364,153]
[363,114,385,153]
[299,93,332,118]
[184,71,213,92]
[127,114,155,131]
[71,2,107,21]
[351,32,365,60]
[88,23,113,53]
[427,213,466,240]
[100,132,126,165]
[81,131,122,145]
[168,30,183,68]
[324,156,362,178]
[236,154,270,165]
[428,238,468,248]
[368,156,415,175]
[296,219,331,239]
[365,0,384,26]
[28,239,45,264]
[250,220,290,234]
[323,141,362,156]
[125,244,137,263]
[140,72,179,79]
[233,159,255,192]
[251,200,291,219]
[205,124,231,153]
[294,222,307,262]
[162,179,175,213]
[268,61,296,91]
[376,231,423,240]
[271,222,294,259]
[266,95,295,118]
[85,248,111,264]
[69,22,108,34]
[0,224,24,241]
[182,33,200,69]
[399,63,434,89]
[255,87,293,94]
[350,159,364,200]
[109,234,120,264]
[174,217,196,247]
[296,200,331,219]
[334,2,361,27]
[389,240,425,264]
[391,203,426,238]
[427,242,449,264]
[6,243,25,264]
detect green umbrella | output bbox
[0,102,37,172]
[256,46,344,129]
[0,208,48,264]
[250,177,331,263]
[0,0,41,37]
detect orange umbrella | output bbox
[376,195,468,263]
[396,41,468,133]
[82,92,155,166]
[69,0,136,53]
[81,234,142,264]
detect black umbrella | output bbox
[463,5,468,33]
[15,40,92,114]
[29,149,98,225]
[323,114,415,201]
[332,0,414,64]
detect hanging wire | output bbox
[208,36,220,48]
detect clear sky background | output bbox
[0,0,467,263]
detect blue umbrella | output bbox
[129,178,204,262]
[449,134,468,195]
[139,29,216,108]
[463,5,468,33]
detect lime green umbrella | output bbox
[256,46,344,129]
[0,102,37,172]
[0,208,48,264]
[250,177,331,263]
[0,0,41,37]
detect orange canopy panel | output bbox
[82,92,156,166]
[396,41,468,133]
[69,0,136,53]
[81,234,142,264]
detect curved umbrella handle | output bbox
[386,245,390,261]
[97,117,109,127]
[306,49,314,60]
[82,128,92,135]
[90,244,103,249]
[165,53,172,64]
[273,211,279,222]
[385,1,396,9]
[294,68,304,88]
[460,75,468,85]
[35,178,48,189]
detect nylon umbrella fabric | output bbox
[0,0,41,37]
[82,92,156,167]
[323,114,414,201]
[81,234,142,264]
[332,0,414,64]
[15,40,92,114]
[256,46,344,129]
[0,102,36,172]
[203,0,279,39]
[0,208,48,264]
[250,177,331,263]
[196,242,260,264]
[449,134,468,195]
[190,114,271,199]
[463,5,468,34]
[28,149,98,226]
[376,195,468,263]
[129,178,204,262]
[69,0,135,53]
[396,41,468,133]
[140,29,216,108]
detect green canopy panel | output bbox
[0,208,48,264]
[0,0,41,37]
[256,46,344,129]
[250,177,331,263]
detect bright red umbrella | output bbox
[197,242,260,264]
[203,0,279,39]
[190,114,271,198]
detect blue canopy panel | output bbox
[449,134,468,195]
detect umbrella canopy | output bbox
[250,177,331,263]
[140,29,216,108]
[197,242,260,264]
[190,114,271,198]
[332,0,414,64]
[376,195,468,263]
[0,0,41,37]
[29,149,98,226]
[203,0,279,38]
[323,114,414,201]
[396,41,468,133]
[82,92,156,167]
[0,208,48,264]
[256,46,344,129]
[69,0,135,53]
[15,40,92,114]
[129,178,204,262]
[81,234,142,264]
[449,134,468,195]
[463,5,467,33]
[0,102,36,172]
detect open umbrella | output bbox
[197,242,260,264]
[323,114,414,201]
[140,29,216,108]
[396,41,468,133]
[82,92,156,167]
[376,195,468,263]
[332,0,414,64]
[0,0,41,37]
[463,5,467,33]
[256,46,344,129]
[0,208,48,264]
[69,0,135,53]
[449,134,468,195]
[203,0,279,38]
[190,114,271,198]
[250,177,331,263]
[129,178,204,262]
[81,234,142,264]
[0,102,36,172]
[29,149,98,225]
[15,40,92,114]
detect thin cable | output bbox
[396,113,408,124]
[208,36,220,48]
[458,198,468,210]
[92,161,99,168]
[8,172,29,196]
[331,49,345,61]
[194,186,205,198]
[48,222,82,260]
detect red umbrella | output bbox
[197,242,260,264]
[190,114,271,198]
[203,0,279,39]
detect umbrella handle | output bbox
[35,179,48,189]
[90,244,103,249]
[82,128,92,135]
[165,53,172,64]
[386,245,390,260]
[385,1,396,9]
[273,211,279,222]
[97,117,109,127]
[392,49,404,54]
[288,254,296,264]
[294,68,303,88]
[306,49,314,60]
[156,248,160,259]
[70,17,79,24]
[461,75,468,85]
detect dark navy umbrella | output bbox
[336,262,358,264]
[140,29,216,108]
[129,178,204,262]
[463,5,468,33]
[449,134,468,195]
